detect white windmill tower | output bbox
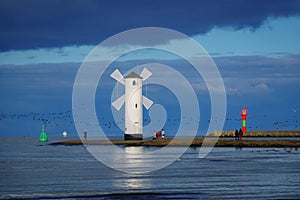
[110,68,153,140]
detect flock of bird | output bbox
[0,110,73,128]
[0,109,299,131]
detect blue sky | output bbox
[0,0,299,136]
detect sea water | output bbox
[0,137,299,199]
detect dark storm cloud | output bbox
[0,0,300,51]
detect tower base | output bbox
[124,134,143,140]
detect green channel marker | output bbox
[39,125,48,142]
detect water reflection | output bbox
[113,173,152,190]
[110,146,171,174]
[235,146,243,151]
[87,143,190,173]
[112,147,153,189]
[123,147,145,173]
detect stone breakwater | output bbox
[51,138,300,147]
[211,130,300,137]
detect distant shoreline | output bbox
[212,130,300,137]
[50,137,300,148]
[49,130,300,147]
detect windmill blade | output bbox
[110,69,124,85]
[142,96,153,110]
[112,95,125,110]
[140,68,152,81]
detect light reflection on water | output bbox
[87,143,187,173]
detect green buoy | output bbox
[39,125,48,142]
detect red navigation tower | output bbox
[241,107,248,134]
